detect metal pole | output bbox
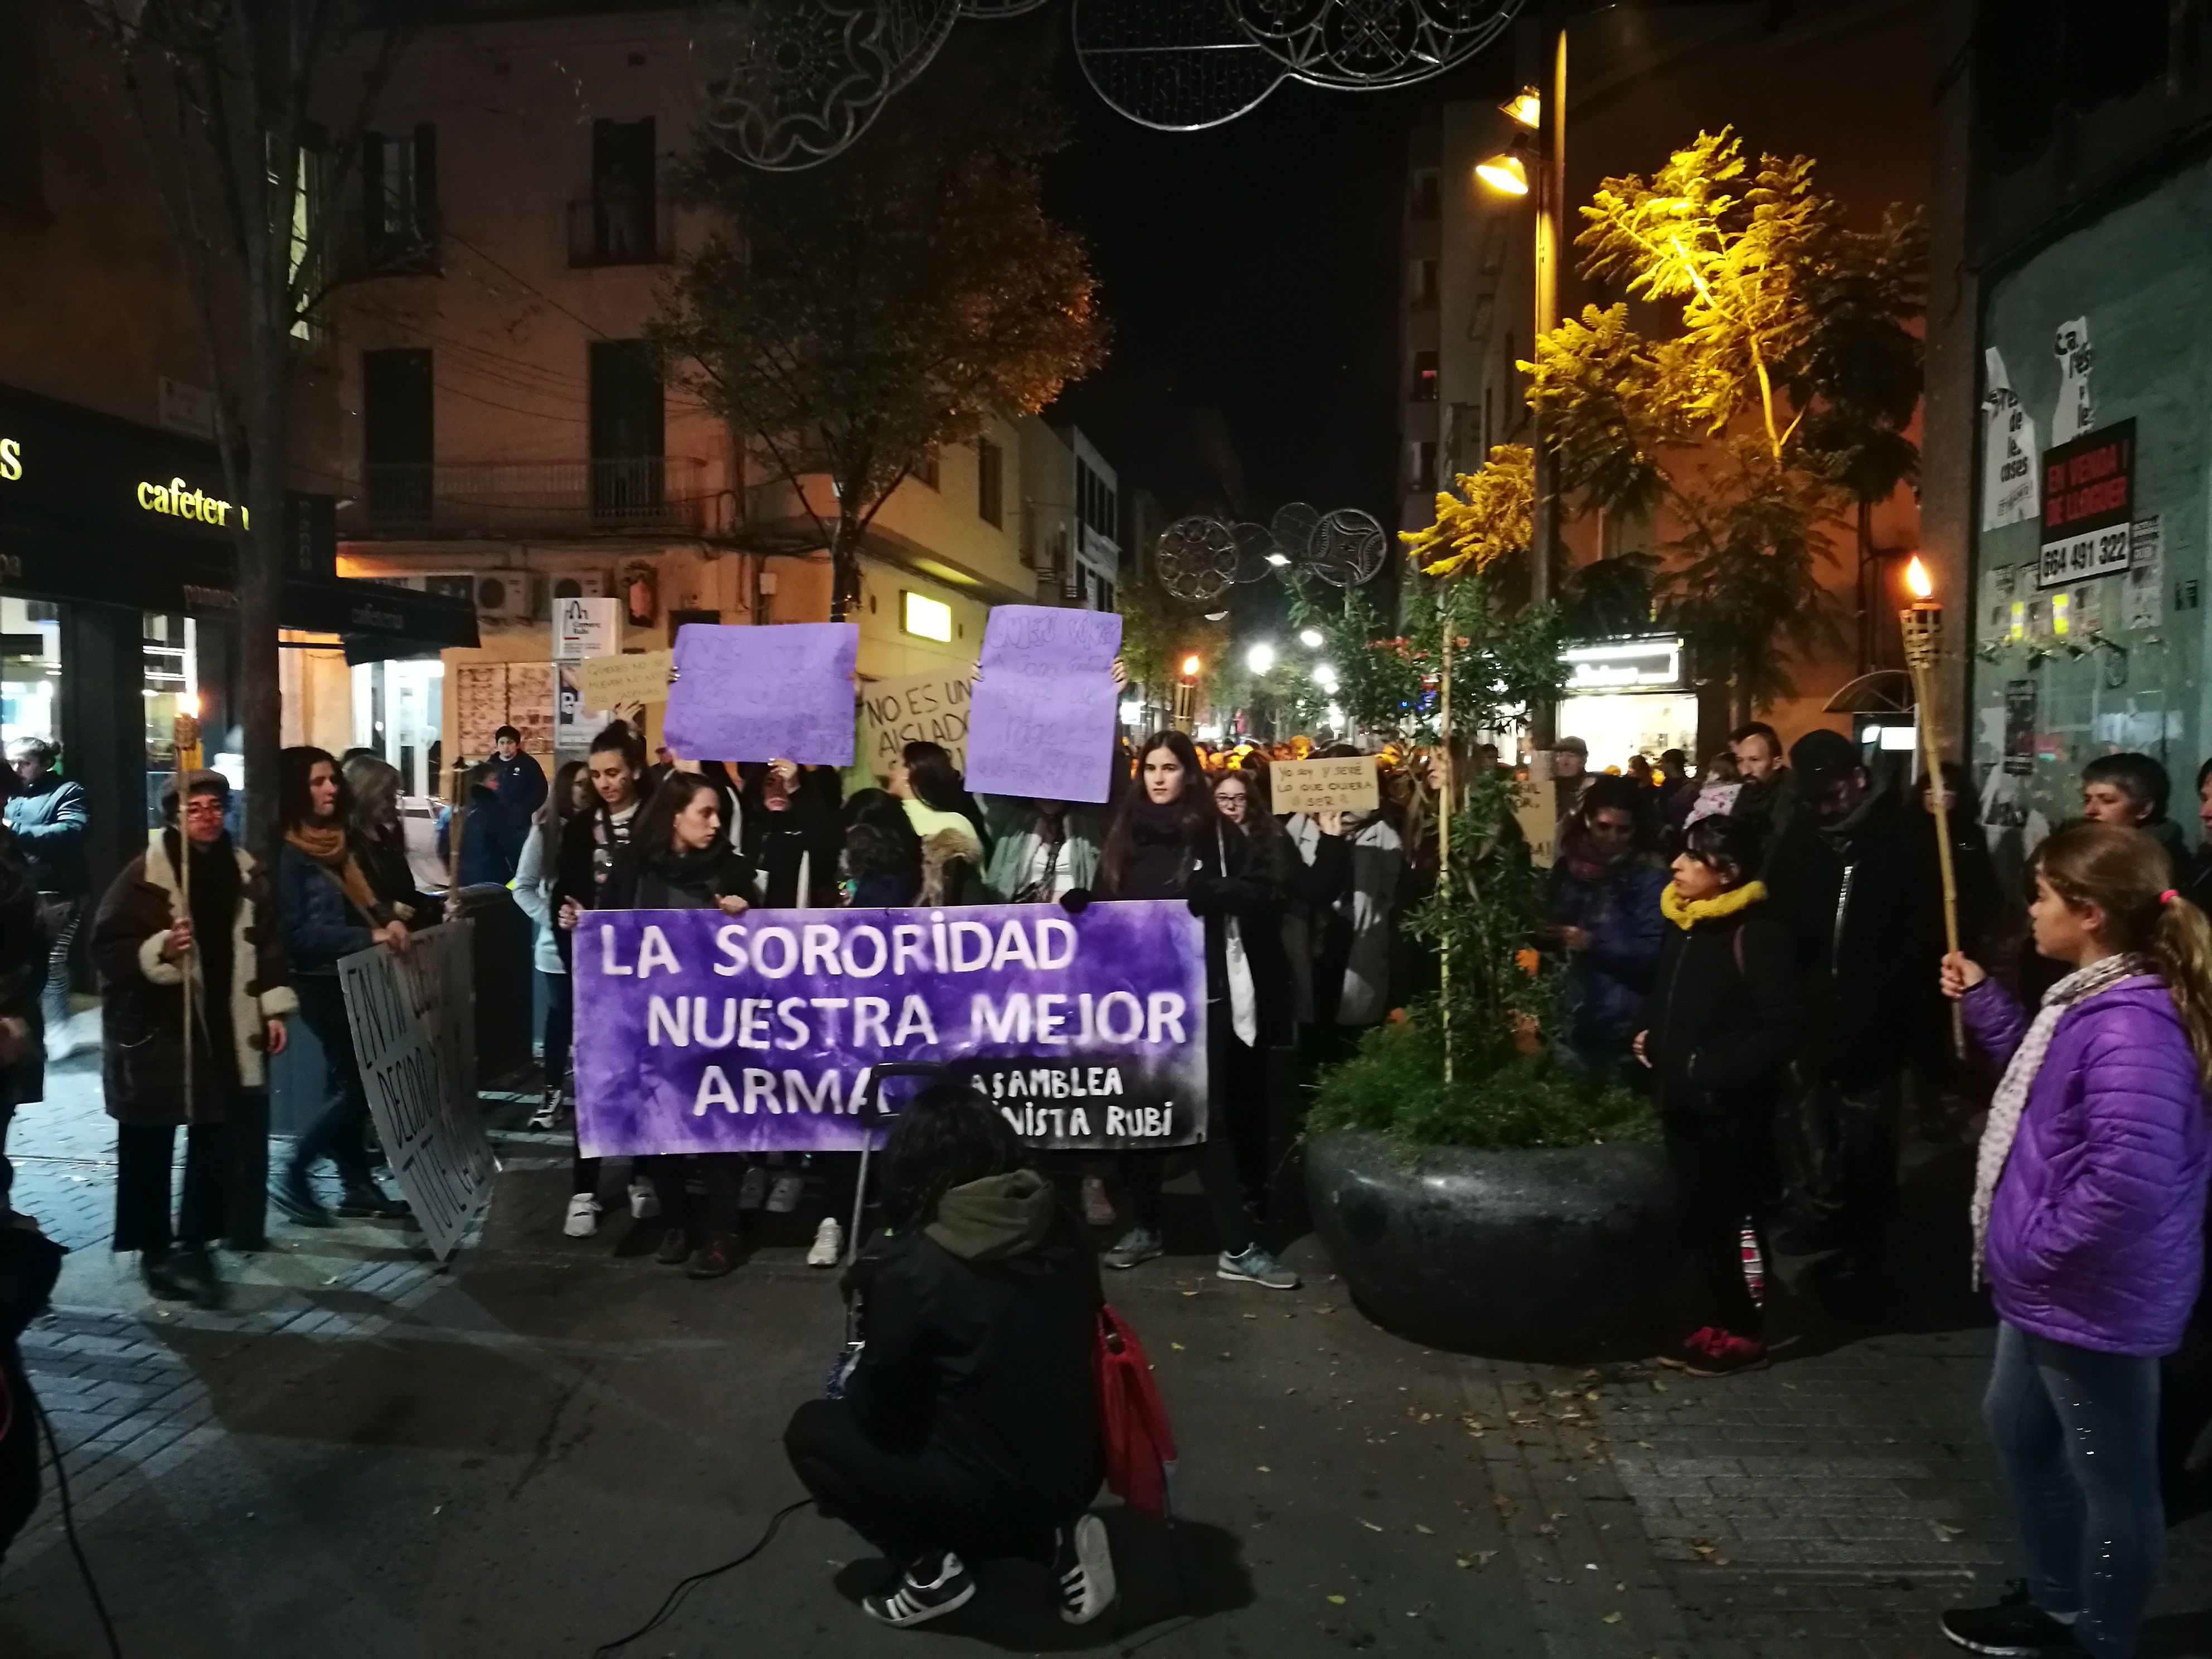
[1438,596,1454,1086]
[1528,13,1567,752]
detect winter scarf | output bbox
[284,822,382,920]
[1660,879,1767,930]
[1971,951,2147,1285]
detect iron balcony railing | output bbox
[566,196,676,268]
[352,458,706,537]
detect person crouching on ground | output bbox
[93,770,295,1306]
[570,772,755,1278]
[1634,813,1802,1376]
[785,1084,1114,1629]
[1937,822,2211,1659]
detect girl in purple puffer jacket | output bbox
[1938,823,2212,1659]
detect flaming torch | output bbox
[1901,557,1964,1056]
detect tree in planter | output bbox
[88,1,404,857]
[1524,129,1924,725]
[658,37,1105,621]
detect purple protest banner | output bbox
[663,622,858,767]
[964,605,1123,804]
[573,900,1208,1155]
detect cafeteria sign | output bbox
[2037,419,2135,589]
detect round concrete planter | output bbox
[1306,1129,1684,1358]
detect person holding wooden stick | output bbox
[91,771,293,1308]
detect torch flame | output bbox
[178,692,200,719]
[1905,556,1933,600]
[1181,655,1202,678]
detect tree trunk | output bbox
[828,509,864,623]
[240,268,288,868]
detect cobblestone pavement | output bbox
[3,1075,2208,1657]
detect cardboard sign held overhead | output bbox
[1268,756,1379,817]
[575,648,675,711]
[662,622,858,766]
[861,671,971,780]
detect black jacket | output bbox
[599,843,756,911]
[844,1172,1102,1521]
[740,778,843,909]
[1762,783,1932,1079]
[1639,891,1802,1116]
[1099,806,1274,1014]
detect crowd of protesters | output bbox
[0,701,2208,1646]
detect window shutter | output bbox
[413,123,438,246]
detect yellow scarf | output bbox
[286,822,384,920]
[1660,878,1767,931]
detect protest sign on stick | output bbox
[1268,756,1379,816]
[964,607,1122,803]
[663,622,858,766]
[860,671,971,780]
[338,922,493,1260]
[573,900,1207,1156]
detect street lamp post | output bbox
[1479,16,1568,751]
[1173,654,1201,734]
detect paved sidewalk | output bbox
[2,1078,2208,1657]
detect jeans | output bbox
[35,894,81,1034]
[113,1119,233,1258]
[1985,1322,2164,1659]
[1663,1105,1778,1340]
[541,971,572,1089]
[785,1397,1064,1569]
[292,976,374,1186]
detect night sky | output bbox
[1044,26,1517,531]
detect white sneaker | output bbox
[562,1194,601,1238]
[737,1164,769,1210]
[628,1179,661,1220]
[807,1217,844,1268]
[767,1171,804,1214]
[1052,1514,1117,1625]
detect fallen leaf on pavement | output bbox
[1327,1594,1346,1605]
[1359,1519,1384,1532]
[1414,1524,1434,1535]
[1602,1612,1623,1625]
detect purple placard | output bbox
[963,606,1123,804]
[573,900,1209,1154]
[663,622,857,766]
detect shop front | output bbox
[1555,634,1699,773]
[0,381,476,896]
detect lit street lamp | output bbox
[1298,627,1325,649]
[1245,642,1277,675]
[1173,654,1201,733]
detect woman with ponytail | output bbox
[1937,822,2212,1659]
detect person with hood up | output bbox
[95,769,296,1304]
[1550,777,1670,1083]
[1763,727,1937,1284]
[1936,822,2211,1659]
[784,1084,1113,1629]
[1635,814,1802,1375]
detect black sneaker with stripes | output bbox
[1049,1515,1117,1626]
[861,1550,976,1628]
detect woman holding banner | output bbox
[1088,731,1298,1291]
[739,759,845,910]
[513,761,588,1139]
[272,748,418,1230]
[93,770,295,1307]
[586,772,760,1278]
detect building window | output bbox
[571,117,660,266]
[1410,258,1438,307]
[913,444,940,489]
[1411,351,1439,402]
[1410,168,1439,220]
[901,590,953,642]
[1411,442,1437,496]
[1076,457,1115,544]
[1095,576,1115,614]
[976,438,1003,527]
[362,348,433,528]
[364,125,439,273]
[589,339,664,522]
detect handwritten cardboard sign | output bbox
[964,607,1123,804]
[663,622,857,767]
[576,648,675,711]
[861,671,971,780]
[1268,756,1379,816]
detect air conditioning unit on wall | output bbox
[549,571,610,600]
[474,573,536,621]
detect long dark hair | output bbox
[1680,813,1763,887]
[538,759,588,866]
[279,745,349,832]
[902,741,968,816]
[877,1083,1024,1233]
[342,753,405,850]
[843,787,923,888]
[632,772,721,860]
[1099,730,1211,896]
